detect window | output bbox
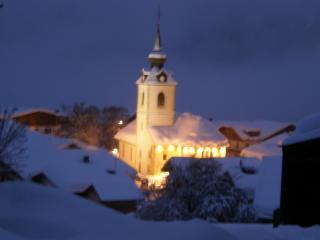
[141,92,144,106]
[157,92,165,107]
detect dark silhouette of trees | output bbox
[0,107,27,172]
[60,102,129,150]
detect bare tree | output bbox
[0,107,27,171]
[59,103,129,149]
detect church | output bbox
[115,21,228,177]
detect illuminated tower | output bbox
[135,17,177,175]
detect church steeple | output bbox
[153,18,162,52]
[148,9,167,69]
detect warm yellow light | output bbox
[219,146,227,158]
[168,145,175,152]
[204,147,211,158]
[156,145,163,153]
[177,145,182,156]
[118,120,123,125]
[212,147,219,157]
[144,172,170,189]
[196,147,203,158]
[111,148,118,157]
[189,147,195,155]
[183,146,189,155]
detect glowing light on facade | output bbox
[183,146,189,155]
[204,147,211,157]
[189,147,195,155]
[168,145,175,152]
[177,145,182,156]
[212,147,219,157]
[142,172,170,189]
[153,144,227,160]
[118,120,123,126]
[156,145,163,153]
[196,147,203,158]
[111,148,119,157]
[219,146,227,158]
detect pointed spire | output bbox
[153,7,162,52]
[148,7,167,69]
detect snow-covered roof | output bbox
[284,112,320,145]
[114,120,137,145]
[149,113,227,146]
[217,120,292,141]
[241,137,283,160]
[12,107,63,118]
[21,130,142,201]
[115,113,227,146]
[136,67,177,85]
[0,182,241,240]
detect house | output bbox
[12,108,68,134]
[218,121,295,158]
[279,113,320,226]
[115,21,228,178]
[75,185,142,213]
[21,130,142,213]
[0,162,22,182]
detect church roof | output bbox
[136,67,177,85]
[149,113,227,146]
[114,120,137,145]
[115,113,227,146]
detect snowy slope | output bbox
[254,156,282,219]
[0,182,235,240]
[1,182,319,240]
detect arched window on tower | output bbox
[141,92,144,106]
[157,92,165,107]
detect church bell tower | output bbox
[135,16,177,175]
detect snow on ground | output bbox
[254,156,282,219]
[0,182,235,240]
[219,224,320,240]
[20,130,141,201]
[0,182,319,240]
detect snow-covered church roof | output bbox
[114,120,137,145]
[115,113,227,146]
[149,113,226,146]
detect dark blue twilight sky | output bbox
[0,0,319,121]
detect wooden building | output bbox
[279,113,320,226]
[76,185,140,213]
[12,109,67,134]
[219,123,295,157]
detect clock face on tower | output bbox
[158,73,167,83]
